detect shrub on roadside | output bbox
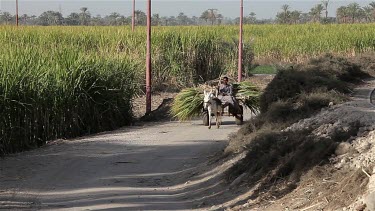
[259,55,367,113]
[0,53,136,155]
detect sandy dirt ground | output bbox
[0,108,252,210]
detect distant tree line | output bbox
[276,1,375,24]
[0,8,230,26]
[1,1,375,26]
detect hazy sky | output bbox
[0,0,373,19]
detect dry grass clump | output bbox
[260,54,368,113]
[226,55,365,155]
[308,54,370,82]
[226,129,336,182]
[350,53,375,77]
[225,123,364,206]
[259,69,344,113]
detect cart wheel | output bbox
[235,105,244,125]
[235,114,243,125]
[203,112,209,126]
[371,88,375,106]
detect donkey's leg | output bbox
[219,111,222,128]
[216,112,220,128]
[208,107,212,129]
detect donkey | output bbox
[203,90,223,129]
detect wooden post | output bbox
[16,0,19,26]
[132,0,135,32]
[238,0,243,82]
[146,0,152,113]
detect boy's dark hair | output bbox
[223,76,229,80]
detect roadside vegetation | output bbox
[224,54,374,209]
[226,54,370,154]
[248,65,277,75]
[0,26,252,155]
[1,24,375,155]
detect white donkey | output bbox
[203,90,223,129]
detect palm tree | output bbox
[281,4,290,23]
[336,6,349,23]
[248,12,256,24]
[108,12,120,25]
[315,4,324,21]
[134,10,146,25]
[369,1,375,21]
[309,4,324,22]
[276,4,291,24]
[177,12,189,25]
[357,8,366,23]
[309,7,318,22]
[200,9,219,25]
[66,12,80,25]
[30,15,37,24]
[191,16,199,25]
[38,11,63,25]
[152,13,160,26]
[200,10,210,23]
[160,16,168,26]
[217,14,223,25]
[207,8,218,25]
[80,7,88,14]
[91,15,103,26]
[80,7,89,25]
[281,4,290,13]
[362,6,372,23]
[347,3,361,23]
[322,0,329,18]
[290,10,301,24]
[21,14,28,25]
[300,13,310,23]
[0,12,13,24]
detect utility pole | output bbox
[146,0,152,113]
[16,0,19,26]
[238,0,243,82]
[132,0,135,32]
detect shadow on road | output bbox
[0,128,244,210]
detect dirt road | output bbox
[0,113,250,210]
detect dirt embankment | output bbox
[266,80,375,211]
[219,55,375,211]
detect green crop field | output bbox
[246,24,375,63]
[0,23,374,154]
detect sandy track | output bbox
[0,112,250,210]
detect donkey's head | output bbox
[203,90,215,110]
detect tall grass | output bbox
[245,24,375,63]
[0,25,251,154]
[1,26,251,89]
[0,27,138,154]
[1,23,374,154]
